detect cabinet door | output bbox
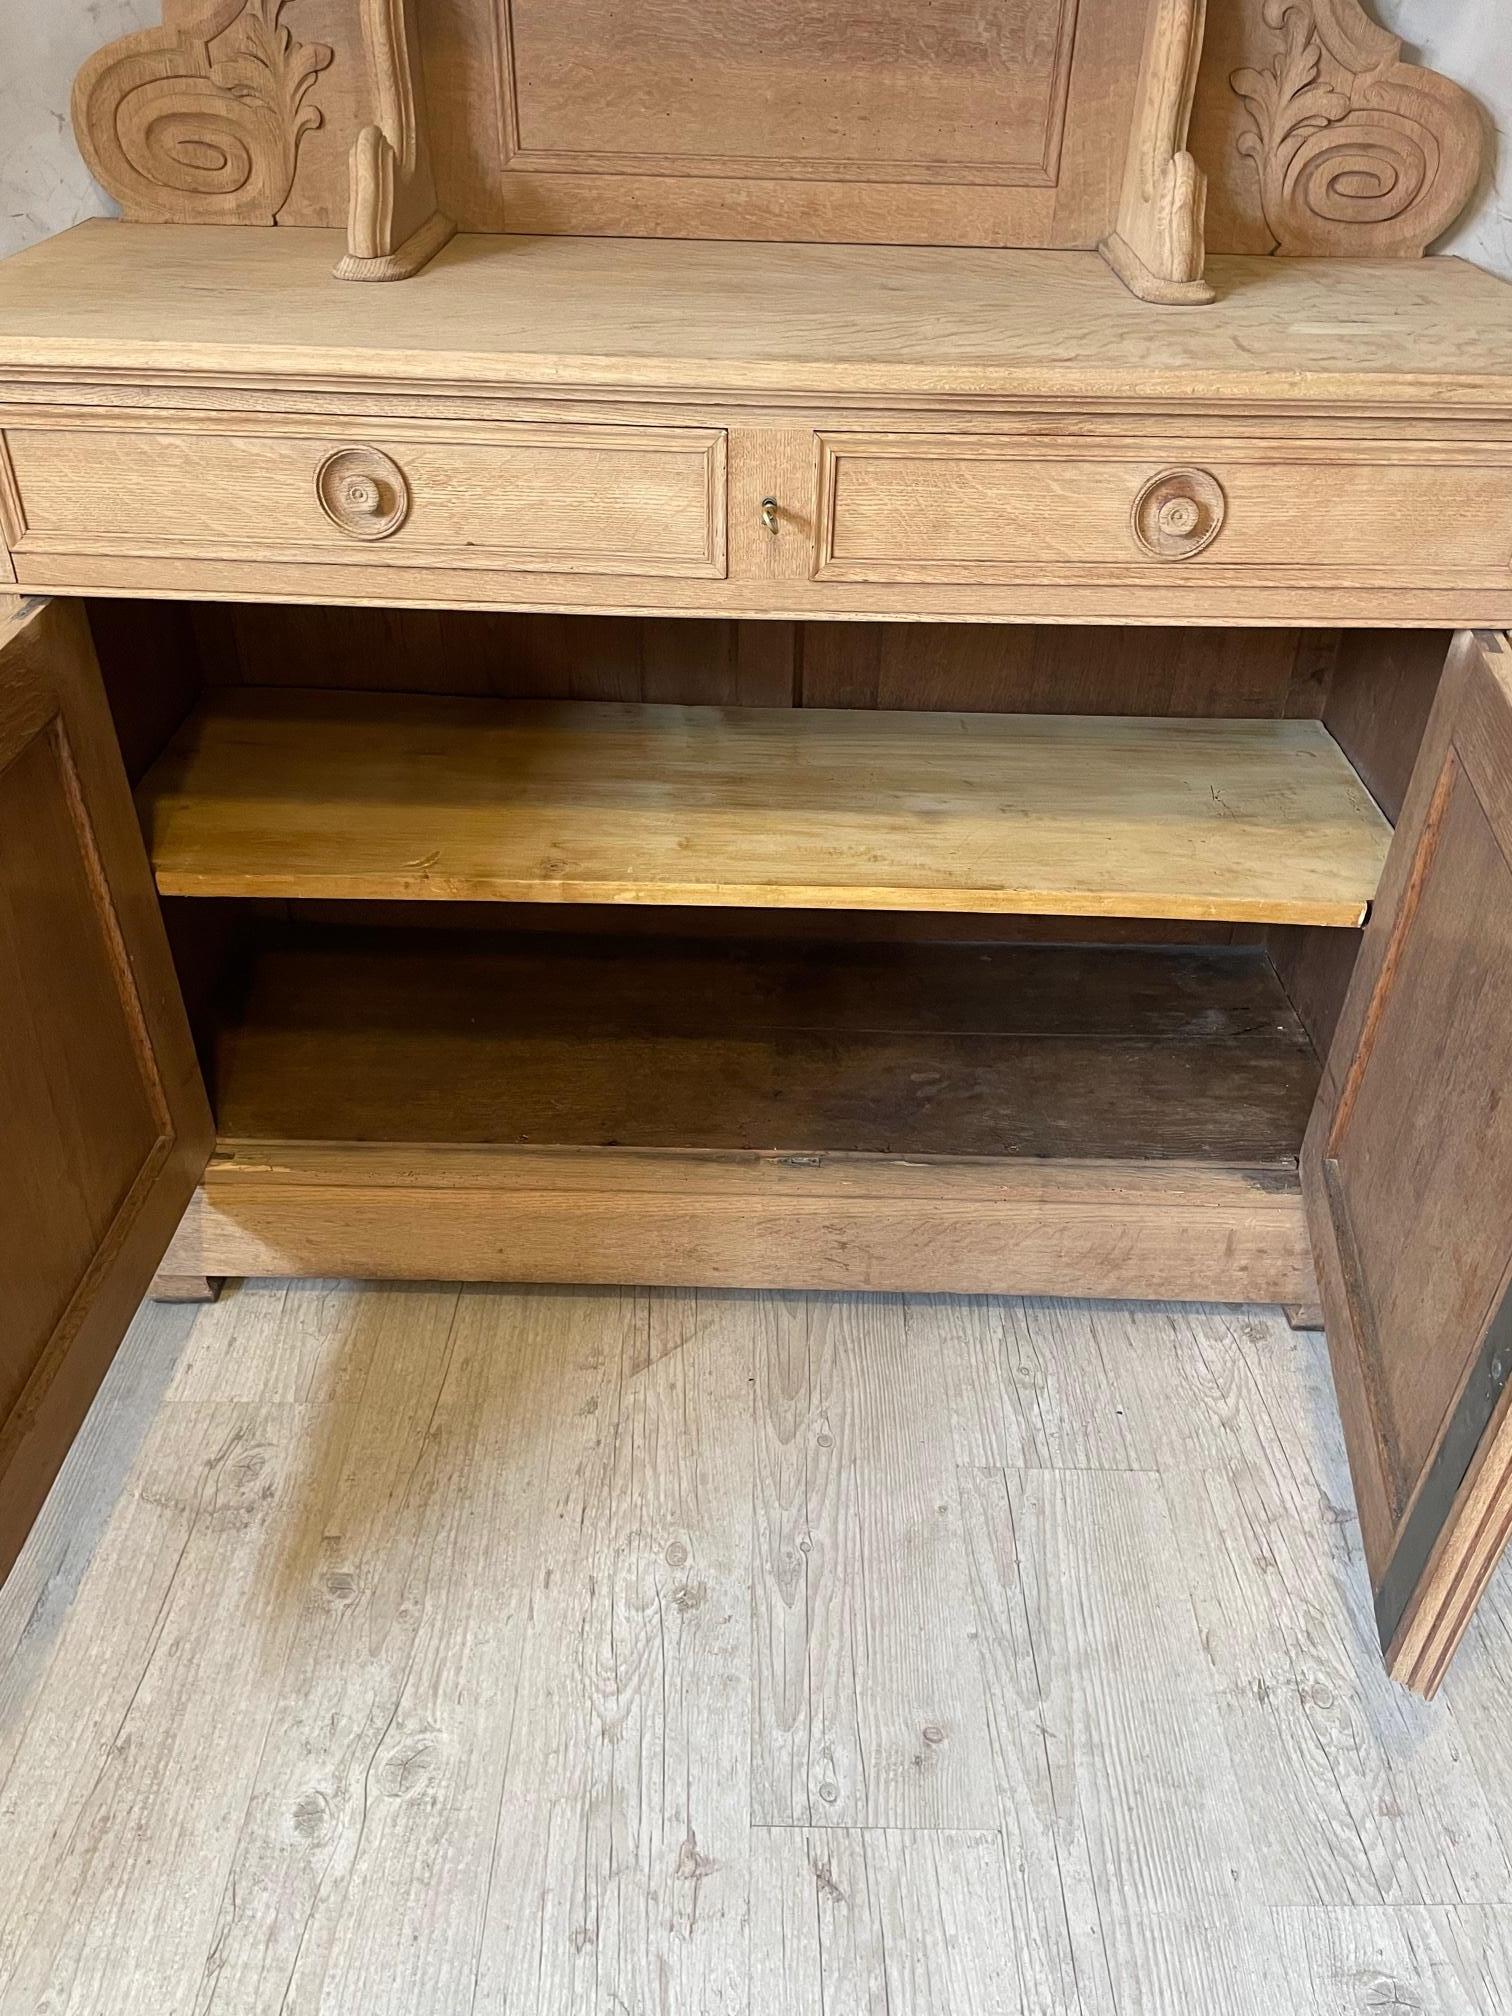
[1305,631,1512,1695]
[0,598,210,1579]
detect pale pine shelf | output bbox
[138,690,1392,927]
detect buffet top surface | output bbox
[1,223,1510,409]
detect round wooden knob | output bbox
[1132,468,1226,561]
[315,447,410,540]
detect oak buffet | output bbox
[2,0,1511,1698]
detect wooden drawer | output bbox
[813,433,1512,588]
[0,417,727,579]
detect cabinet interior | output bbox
[88,601,1450,1187]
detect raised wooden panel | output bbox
[65,0,1488,258]
[814,433,1512,590]
[0,732,158,1421]
[1305,632,1512,1696]
[444,0,1146,243]
[2,419,727,581]
[504,0,1078,184]
[0,599,210,1580]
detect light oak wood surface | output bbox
[1100,0,1212,305]
[137,690,1391,924]
[814,432,1512,590]
[1,225,1510,408]
[338,0,454,282]
[5,419,728,579]
[6,1281,1512,2011]
[69,0,1487,273]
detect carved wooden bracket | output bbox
[335,0,455,281]
[1101,0,1214,306]
[1230,0,1484,256]
[72,0,331,225]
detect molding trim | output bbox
[1230,0,1485,257]
[337,0,455,282]
[72,0,331,225]
[1100,0,1214,306]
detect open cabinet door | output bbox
[1306,630,1512,1696]
[0,598,211,1580]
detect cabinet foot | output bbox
[149,1274,224,1304]
[1284,1303,1325,1332]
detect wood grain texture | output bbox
[137,690,1390,924]
[0,1400,312,2013]
[798,620,1328,719]
[5,417,728,581]
[1322,627,1451,826]
[337,0,454,281]
[471,1287,756,2012]
[197,926,1321,1164]
[191,606,1320,719]
[0,1296,193,1789]
[751,1827,1026,2015]
[1267,627,1450,1060]
[165,1142,1317,1305]
[133,0,1481,266]
[1305,631,1512,1695]
[1100,0,1213,305]
[2,224,1510,410]
[191,603,800,706]
[812,430,1512,595]
[1208,0,1486,260]
[417,0,1144,249]
[4,228,1508,624]
[751,1294,995,1829]
[149,924,1319,1303]
[70,0,333,227]
[0,599,211,1584]
[10,1285,1512,2009]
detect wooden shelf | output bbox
[141,691,1391,926]
[165,923,1320,1302]
[208,925,1319,1165]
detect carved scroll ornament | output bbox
[1231,0,1484,256]
[72,0,332,225]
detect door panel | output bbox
[1305,631,1512,1695]
[0,598,210,1580]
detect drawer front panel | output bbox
[814,434,1512,586]
[1,420,727,579]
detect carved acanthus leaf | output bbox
[73,0,333,226]
[1229,0,1483,257]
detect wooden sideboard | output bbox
[3,0,1512,1696]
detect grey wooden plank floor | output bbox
[3,1283,1512,2014]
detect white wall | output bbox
[1,1,1508,274]
[1384,0,1512,277]
[1,2,154,257]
